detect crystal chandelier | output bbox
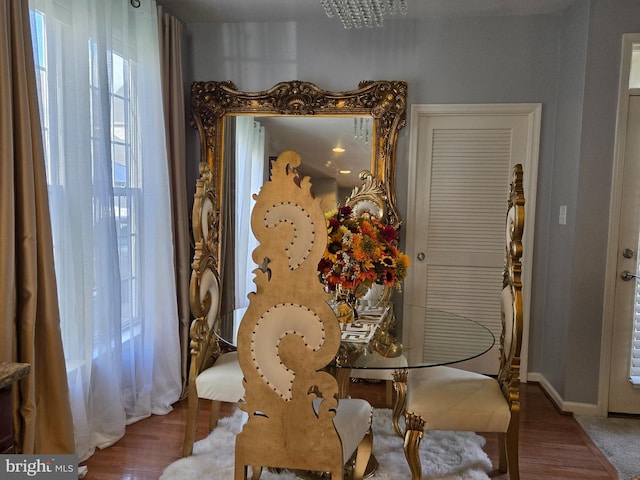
[320,0,408,29]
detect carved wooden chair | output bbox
[234,151,373,480]
[182,163,245,457]
[402,164,525,480]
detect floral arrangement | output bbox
[318,205,410,293]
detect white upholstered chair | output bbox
[403,163,525,480]
[234,151,373,480]
[182,163,245,457]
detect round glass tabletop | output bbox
[217,305,495,371]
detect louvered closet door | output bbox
[404,105,540,375]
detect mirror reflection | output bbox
[250,115,373,212]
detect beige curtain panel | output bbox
[158,6,191,397]
[0,0,75,454]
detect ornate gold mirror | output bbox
[190,80,408,267]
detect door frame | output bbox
[600,33,640,416]
[404,103,541,381]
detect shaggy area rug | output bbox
[161,408,492,479]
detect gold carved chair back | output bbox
[497,163,525,413]
[234,151,372,480]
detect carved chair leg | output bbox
[506,422,520,480]
[392,369,408,437]
[403,413,425,480]
[182,395,200,456]
[497,432,507,473]
[209,399,221,431]
[352,427,373,480]
[496,423,520,479]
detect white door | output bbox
[603,33,640,415]
[608,93,640,414]
[403,104,540,376]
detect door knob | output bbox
[416,252,425,261]
[620,270,639,281]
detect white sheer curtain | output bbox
[29,0,181,461]
[235,117,265,307]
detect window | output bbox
[31,8,142,348]
[93,48,141,342]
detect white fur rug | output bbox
[161,408,492,480]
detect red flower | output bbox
[381,270,396,286]
[337,205,352,218]
[318,257,333,274]
[380,224,397,243]
[328,217,340,231]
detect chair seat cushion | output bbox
[195,351,245,402]
[406,366,511,433]
[313,398,372,461]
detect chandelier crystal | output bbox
[321,0,408,29]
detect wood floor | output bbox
[81,382,619,480]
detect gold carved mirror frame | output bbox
[190,80,408,262]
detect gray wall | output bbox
[534,0,590,402]
[177,0,640,406]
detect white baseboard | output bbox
[526,372,601,416]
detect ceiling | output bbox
[156,0,576,24]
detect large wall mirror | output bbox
[190,80,407,311]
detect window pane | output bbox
[112,97,126,143]
[121,278,132,321]
[30,11,46,68]
[112,53,125,95]
[112,143,126,186]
